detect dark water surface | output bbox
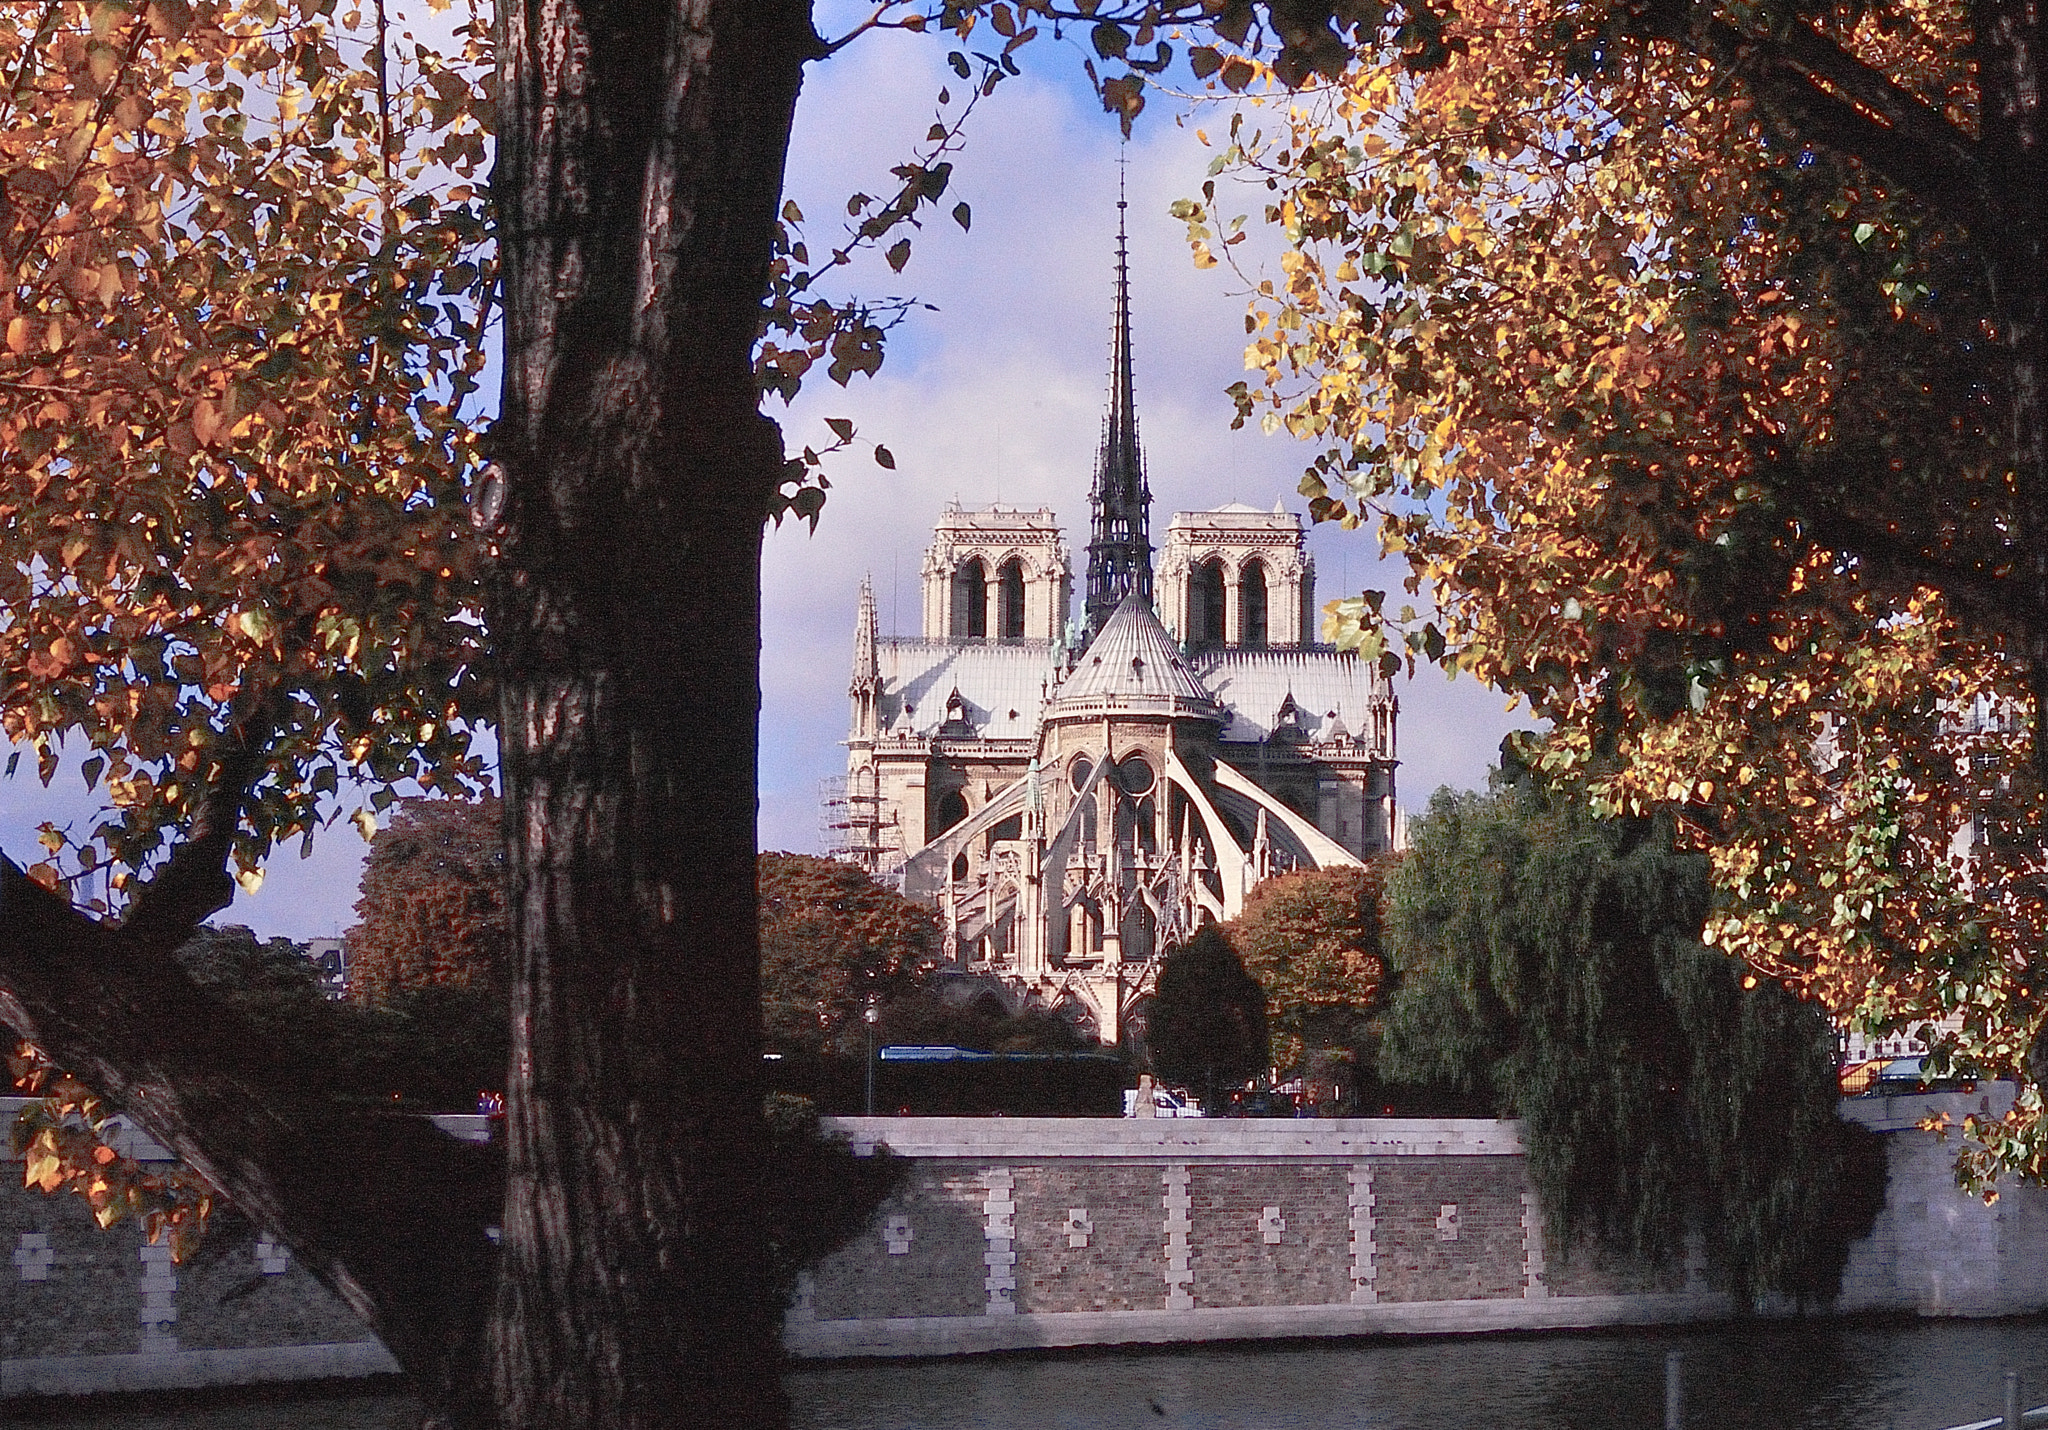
[41,1318,2048,1430]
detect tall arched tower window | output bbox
[1239,558,1269,649]
[952,559,988,639]
[1190,559,1226,648]
[997,559,1026,640]
[920,505,1070,642]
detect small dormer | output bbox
[1272,691,1311,739]
[940,687,975,736]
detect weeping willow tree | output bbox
[1381,775,1884,1306]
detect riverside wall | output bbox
[2,1091,2044,1394]
[786,1089,2048,1358]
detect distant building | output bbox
[304,938,347,1000]
[826,198,1399,1045]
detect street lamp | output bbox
[864,997,881,1117]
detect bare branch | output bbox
[115,685,283,956]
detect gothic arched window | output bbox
[1239,558,1269,649]
[933,788,969,837]
[997,559,1026,639]
[952,559,988,639]
[1190,558,1226,648]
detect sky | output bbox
[0,12,1533,942]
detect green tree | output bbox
[1224,865,1385,1075]
[758,851,935,1054]
[1381,777,1879,1305]
[1146,924,1268,1109]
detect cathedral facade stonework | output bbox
[833,209,1398,1045]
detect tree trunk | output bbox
[488,3,818,1427]
[1975,0,2048,775]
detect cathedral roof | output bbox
[875,639,1053,741]
[1190,647,1393,744]
[1050,593,1218,720]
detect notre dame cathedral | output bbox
[828,200,1400,1045]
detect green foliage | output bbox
[176,923,326,1002]
[758,852,937,1055]
[1147,924,1269,1104]
[871,986,1091,1054]
[176,922,507,1110]
[760,1094,903,1302]
[1380,777,1881,1305]
[1224,864,1386,1073]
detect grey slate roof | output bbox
[1053,594,1213,712]
[1190,648,1391,744]
[877,639,1057,740]
[875,605,1390,747]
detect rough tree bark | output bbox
[486,3,820,1428]
[0,3,825,1426]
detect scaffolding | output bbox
[820,775,899,872]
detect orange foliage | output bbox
[345,796,504,1006]
[0,0,494,897]
[1182,0,2048,1180]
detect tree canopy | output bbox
[347,795,507,1006]
[758,850,936,1054]
[0,3,1517,1425]
[1,0,494,894]
[1146,923,1269,1102]
[1174,0,2048,1182]
[1224,863,1385,1072]
[1381,780,1882,1305]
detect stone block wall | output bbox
[9,1096,2048,1389]
[0,1097,413,1398]
[1186,1163,1351,1309]
[1836,1084,2048,1318]
[789,1102,2048,1358]
[790,1118,1618,1356]
[1369,1157,1527,1304]
[1012,1161,1166,1314]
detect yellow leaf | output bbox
[5,317,29,354]
[353,809,378,841]
[235,866,265,894]
[24,1150,62,1192]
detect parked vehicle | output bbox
[1124,1086,1203,1118]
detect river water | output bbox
[39,1317,2048,1430]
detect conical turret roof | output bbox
[1050,593,1218,721]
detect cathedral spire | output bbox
[1084,161,1153,636]
[850,574,880,740]
[851,574,878,694]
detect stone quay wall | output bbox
[790,1092,2048,1358]
[4,1092,2047,1394]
